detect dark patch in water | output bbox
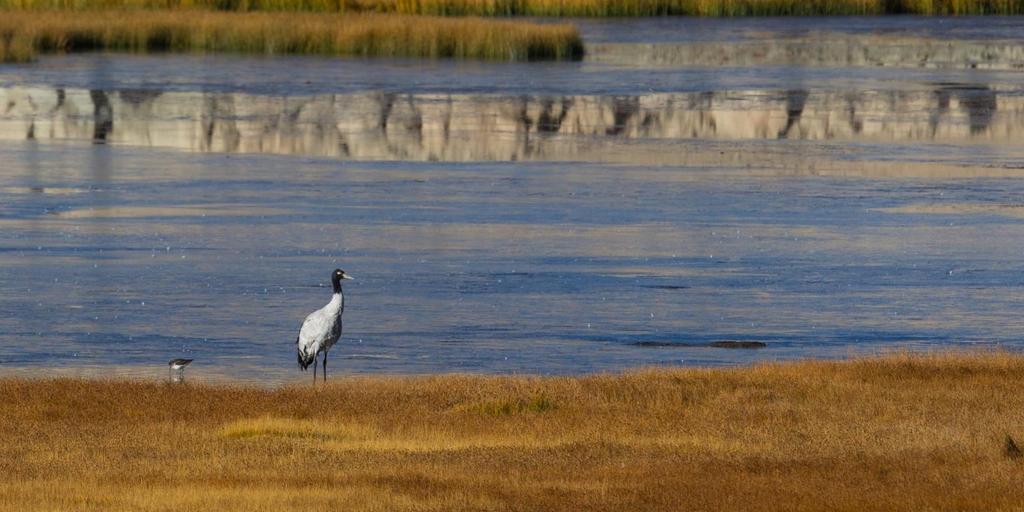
[633,341,681,347]
[118,89,163,106]
[635,340,767,349]
[644,285,690,290]
[89,90,113,143]
[778,89,809,139]
[708,341,768,349]
[490,272,538,277]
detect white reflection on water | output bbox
[0,85,1019,162]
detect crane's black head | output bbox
[331,268,353,293]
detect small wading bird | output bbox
[296,269,353,382]
[168,358,193,382]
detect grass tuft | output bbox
[220,416,332,439]
[0,10,585,62]
[471,391,557,415]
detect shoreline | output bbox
[0,345,1008,387]
[3,351,1023,510]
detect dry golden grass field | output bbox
[2,352,1024,511]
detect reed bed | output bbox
[2,0,1023,14]
[2,352,1024,510]
[0,10,584,62]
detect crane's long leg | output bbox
[323,351,327,382]
[313,353,318,383]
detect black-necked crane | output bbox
[296,268,352,382]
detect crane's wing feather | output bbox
[296,295,344,370]
[296,308,329,369]
[297,308,333,352]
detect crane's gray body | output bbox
[296,291,343,370]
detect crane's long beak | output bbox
[342,274,354,280]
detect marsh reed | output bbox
[0,10,584,62]
[2,0,1022,14]
[2,352,1024,510]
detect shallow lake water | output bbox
[1,17,1023,383]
